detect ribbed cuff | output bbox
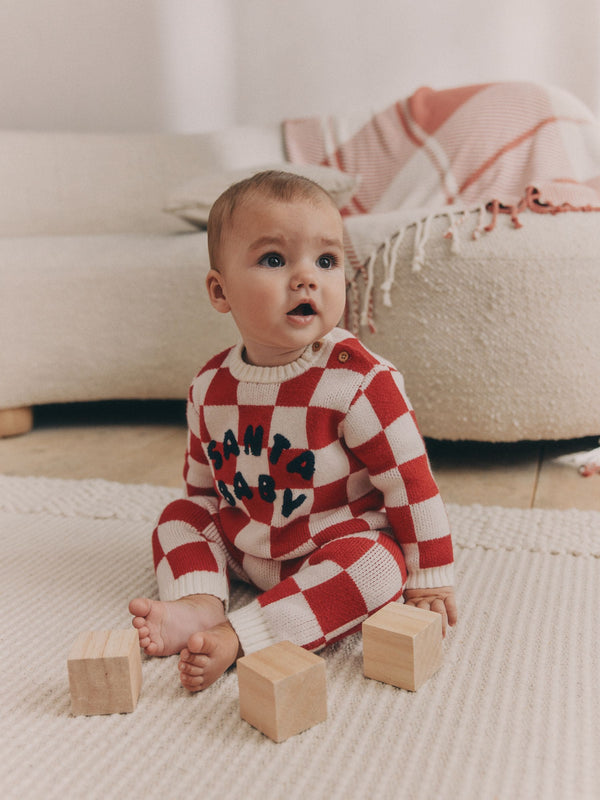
[404,563,455,590]
[156,564,230,609]
[228,600,278,655]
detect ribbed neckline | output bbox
[227,334,334,383]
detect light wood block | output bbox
[0,406,33,437]
[68,629,142,715]
[237,641,327,742]
[362,603,442,691]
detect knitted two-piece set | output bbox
[152,328,454,655]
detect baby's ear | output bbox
[206,269,230,313]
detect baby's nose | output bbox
[291,262,318,289]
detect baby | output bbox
[129,170,457,691]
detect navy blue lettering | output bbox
[223,429,240,460]
[282,488,307,518]
[210,428,316,515]
[233,471,253,501]
[243,424,264,457]
[270,433,291,465]
[217,480,236,506]
[287,450,315,481]
[207,440,223,471]
[258,474,276,503]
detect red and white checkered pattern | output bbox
[252,530,408,651]
[151,328,454,652]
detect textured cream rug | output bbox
[1,475,599,800]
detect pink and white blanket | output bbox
[284,82,600,326]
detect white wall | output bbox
[0,0,235,132]
[0,0,597,132]
[233,0,600,123]
[154,0,235,132]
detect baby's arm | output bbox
[404,586,457,636]
[184,392,221,504]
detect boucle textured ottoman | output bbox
[353,210,600,442]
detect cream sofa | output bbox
[1,127,599,442]
[0,127,281,436]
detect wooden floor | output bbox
[1,400,599,511]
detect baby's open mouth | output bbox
[287,303,315,316]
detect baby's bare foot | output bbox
[128,595,226,656]
[178,622,241,692]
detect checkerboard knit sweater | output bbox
[152,327,454,655]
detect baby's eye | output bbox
[259,252,285,268]
[317,254,337,270]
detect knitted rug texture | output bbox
[1,475,599,800]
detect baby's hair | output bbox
[207,170,338,269]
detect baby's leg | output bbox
[178,621,242,692]
[129,594,226,656]
[246,531,406,651]
[131,497,233,656]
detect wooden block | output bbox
[237,641,327,742]
[362,603,442,691]
[0,406,33,437]
[68,629,142,715]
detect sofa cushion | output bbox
[0,233,237,406]
[164,163,360,228]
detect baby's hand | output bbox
[403,586,457,637]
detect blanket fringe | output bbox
[485,185,600,233]
[412,214,434,272]
[553,440,600,477]
[381,230,405,307]
[472,206,487,239]
[356,227,408,332]
[349,192,600,333]
[359,250,377,331]
[350,212,442,333]
[347,202,516,333]
[444,210,468,254]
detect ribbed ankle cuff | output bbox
[156,563,230,609]
[228,600,277,655]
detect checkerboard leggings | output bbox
[152,498,407,652]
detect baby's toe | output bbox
[129,597,152,618]
[187,631,208,653]
[186,652,209,668]
[180,672,204,692]
[179,648,209,670]
[179,661,204,677]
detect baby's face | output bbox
[208,195,346,367]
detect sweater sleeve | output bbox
[183,394,220,514]
[343,365,454,589]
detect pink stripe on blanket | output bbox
[407,84,490,135]
[283,117,329,165]
[284,81,600,224]
[333,103,423,213]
